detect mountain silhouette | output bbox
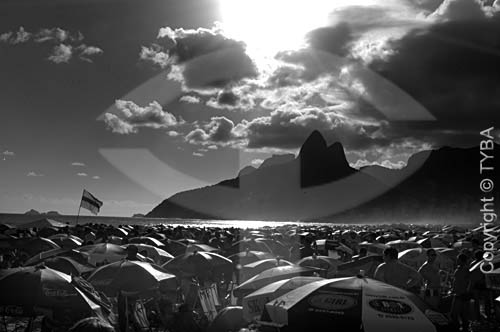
[147,131,499,222]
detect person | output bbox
[450,253,471,331]
[125,245,139,261]
[469,250,491,321]
[418,248,441,309]
[68,317,116,332]
[374,247,422,292]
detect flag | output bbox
[80,189,103,215]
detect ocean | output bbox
[0,213,470,230]
[0,213,325,229]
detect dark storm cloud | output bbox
[369,11,500,143]
[305,23,354,57]
[144,26,258,89]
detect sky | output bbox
[1,0,499,217]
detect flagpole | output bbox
[75,189,83,226]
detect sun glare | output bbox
[219,0,339,56]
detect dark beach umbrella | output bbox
[24,248,90,267]
[14,237,61,257]
[77,243,127,265]
[0,266,104,319]
[162,251,232,277]
[334,255,384,278]
[43,256,95,276]
[163,239,188,256]
[207,306,246,332]
[87,260,177,297]
[16,218,66,230]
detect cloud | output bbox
[77,45,103,63]
[186,116,239,144]
[139,44,169,68]
[146,26,258,89]
[251,159,264,167]
[11,27,31,44]
[71,162,85,166]
[104,100,178,134]
[2,150,15,156]
[27,171,44,177]
[167,130,180,137]
[47,44,72,63]
[429,0,488,21]
[0,27,102,63]
[77,172,87,177]
[193,152,204,157]
[92,175,100,179]
[179,95,201,104]
[0,32,12,42]
[34,27,69,43]
[368,10,500,142]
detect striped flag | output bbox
[80,189,103,215]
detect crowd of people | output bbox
[0,220,499,332]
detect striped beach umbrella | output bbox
[261,276,451,332]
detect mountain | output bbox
[24,209,40,216]
[147,131,499,222]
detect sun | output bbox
[218,0,339,56]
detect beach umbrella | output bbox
[336,255,384,278]
[162,251,232,277]
[207,306,246,332]
[386,240,422,252]
[233,265,323,299]
[434,248,458,261]
[399,248,454,272]
[358,242,388,256]
[0,266,104,320]
[77,243,127,265]
[254,238,289,256]
[163,239,189,256]
[417,238,447,248]
[241,258,294,281]
[228,251,276,267]
[123,243,173,265]
[242,276,323,322]
[452,240,473,249]
[14,237,61,257]
[261,276,451,332]
[230,238,273,254]
[42,256,95,276]
[186,243,220,253]
[24,248,90,266]
[110,227,128,238]
[87,260,177,296]
[16,218,66,230]
[297,255,339,277]
[49,235,83,249]
[128,236,164,247]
